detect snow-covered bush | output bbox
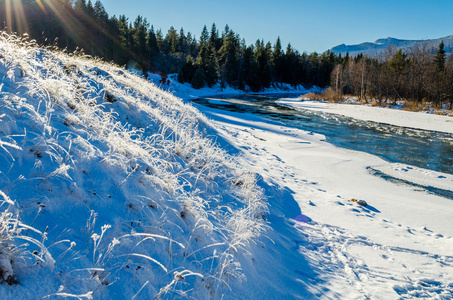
[0,192,55,287]
[0,209,22,285]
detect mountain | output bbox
[331,34,453,57]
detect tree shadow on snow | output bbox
[239,178,335,299]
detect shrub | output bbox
[0,211,23,285]
[304,87,342,102]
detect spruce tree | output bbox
[200,25,209,47]
[132,16,150,71]
[219,30,240,86]
[191,68,206,89]
[241,45,259,91]
[274,37,284,82]
[389,49,408,75]
[178,56,196,83]
[197,43,219,87]
[434,41,446,72]
[179,28,187,54]
[210,23,222,52]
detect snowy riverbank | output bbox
[149,72,453,298]
[146,72,322,101]
[194,102,453,298]
[277,98,453,135]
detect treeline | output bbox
[331,42,453,109]
[0,0,336,91]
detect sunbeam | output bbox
[3,0,29,34]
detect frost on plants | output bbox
[0,32,268,298]
[0,210,21,285]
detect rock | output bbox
[350,198,367,206]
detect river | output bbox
[193,94,453,178]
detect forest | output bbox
[1,0,452,108]
[0,0,336,91]
[331,43,453,109]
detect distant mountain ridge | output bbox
[331,35,453,57]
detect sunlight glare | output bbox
[4,0,29,34]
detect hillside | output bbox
[0,32,271,299]
[331,34,453,57]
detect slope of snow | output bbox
[277,99,453,134]
[0,33,269,299]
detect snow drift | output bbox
[0,32,268,299]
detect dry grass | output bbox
[402,101,431,112]
[304,87,343,102]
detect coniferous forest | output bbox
[1,0,452,109]
[0,0,336,91]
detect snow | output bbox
[0,34,268,299]
[194,103,453,299]
[146,72,321,101]
[277,98,453,134]
[1,33,453,299]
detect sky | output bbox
[101,0,453,53]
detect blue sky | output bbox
[101,0,453,53]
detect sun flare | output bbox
[3,0,29,34]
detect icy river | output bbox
[193,94,453,197]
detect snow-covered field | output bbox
[1,32,453,299]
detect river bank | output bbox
[149,74,453,297]
[194,101,453,299]
[278,98,453,135]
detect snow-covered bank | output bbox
[195,104,453,299]
[152,67,453,298]
[0,34,269,299]
[146,72,321,101]
[278,99,453,134]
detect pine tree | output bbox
[191,68,206,89]
[178,56,196,83]
[389,49,408,74]
[196,43,219,86]
[273,37,284,82]
[434,41,446,72]
[164,26,178,53]
[209,23,221,52]
[200,25,209,47]
[219,30,240,86]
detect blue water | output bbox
[193,94,453,176]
